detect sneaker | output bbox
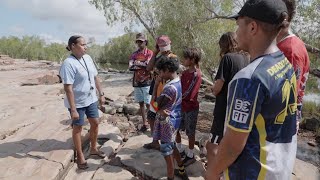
[174,169,189,180]
[182,155,196,166]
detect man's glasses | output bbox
[135,40,144,44]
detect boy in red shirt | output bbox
[129,33,153,132]
[176,48,202,166]
[276,0,310,124]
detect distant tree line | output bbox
[0,36,68,62]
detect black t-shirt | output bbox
[214,53,249,115]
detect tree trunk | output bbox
[310,68,320,78]
[305,43,320,54]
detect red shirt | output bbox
[181,68,202,112]
[129,48,153,87]
[277,35,310,105]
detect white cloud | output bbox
[9,25,25,33]
[39,33,64,44]
[2,0,127,44]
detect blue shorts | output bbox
[153,118,178,156]
[134,86,151,104]
[160,142,175,156]
[68,101,99,126]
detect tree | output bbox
[97,33,136,67]
[90,0,237,76]
[89,0,158,39]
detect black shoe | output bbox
[139,125,148,133]
[174,169,189,180]
[180,151,186,159]
[182,155,196,166]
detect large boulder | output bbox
[304,117,320,131]
[123,104,140,115]
[37,74,60,85]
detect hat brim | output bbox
[227,14,240,20]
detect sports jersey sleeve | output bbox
[158,85,177,113]
[226,78,265,132]
[59,61,75,85]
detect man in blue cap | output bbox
[205,0,297,179]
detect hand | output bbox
[210,85,215,93]
[155,76,162,85]
[70,109,79,120]
[99,96,105,106]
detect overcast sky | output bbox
[0,0,132,44]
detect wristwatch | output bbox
[99,92,104,97]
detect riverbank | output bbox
[0,59,319,179]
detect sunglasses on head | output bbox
[135,40,144,44]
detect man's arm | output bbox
[205,128,249,179]
[211,79,224,96]
[211,56,229,96]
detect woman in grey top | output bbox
[60,35,106,169]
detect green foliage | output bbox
[90,0,237,74]
[0,36,67,62]
[306,76,320,94]
[302,101,320,118]
[97,33,137,66]
[89,0,157,38]
[294,0,320,47]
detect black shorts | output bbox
[210,109,226,144]
[147,110,156,121]
[179,109,199,137]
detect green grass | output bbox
[306,76,320,94]
[302,101,320,119]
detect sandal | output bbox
[143,142,160,150]
[77,161,89,170]
[90,150,106,158]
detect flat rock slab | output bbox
[64,158,105,180]
[292,159,320,180]
[63,123,123,180]
[93,165,137,180]
[0,156,63,180]
[117,135,205,179]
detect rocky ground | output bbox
[0,58,319,180]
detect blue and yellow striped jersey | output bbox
[225,51,297,180]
